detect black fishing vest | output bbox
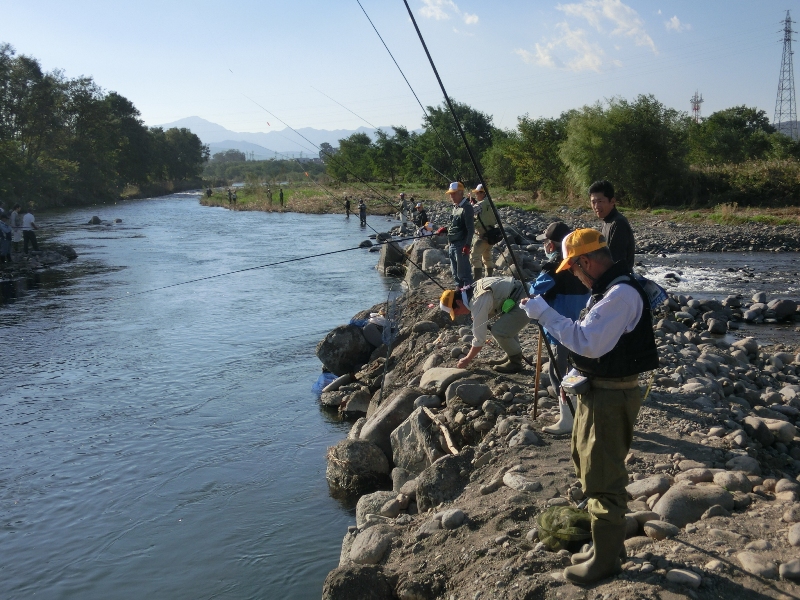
[570,262,659,378]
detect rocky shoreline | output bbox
[315,221,800,600]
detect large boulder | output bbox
[390,407,445,474]
[377,240,405,274]
[416,449,474,511]
[653,485,734,528]
[355,491,398,529]
[349,526,396,565]
[322,565,395,600]
[326,439,390,495]
[768,298,798,320]
[360,387,422,458]
[741,416,774,447]
[422,248,448,270]
[316,325,374,376]
[420,367,470,396]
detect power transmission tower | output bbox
[774,10,799,139]
[690,91,704,123]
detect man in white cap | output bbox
[443,182,474,288]
[521,228,657,586]
[470,183,497,281]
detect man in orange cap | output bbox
[520,228,657,586]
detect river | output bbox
[0,194,398,600]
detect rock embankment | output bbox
[316,232,800,600]
[1,244,78,277]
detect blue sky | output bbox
[1,1,795,138]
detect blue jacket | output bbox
[529,260,590,345]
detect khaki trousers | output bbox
[470,236,492,271]
[488,306,529,356]
[571,381,641,526]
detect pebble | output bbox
[788,523,800,546]
[737,551,778,579]
[666,569,702,588]
[780,559,800,580]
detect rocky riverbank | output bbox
[315,229,800,600]
[0,244,78,278]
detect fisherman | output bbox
[279,188,284,207]
[227,188,232,204]
[439,276,530,373]
[231,190,237,205]
[10,204,22,253]
[589,180,635,269]
[206,187,212,198]
[0,213,11,263]
[521,229,658,585]
[344,196,351,217]
[412,202,428,228]
[443,182,474,288]
[470,183,497,280]
[22,207,40,253]
[358,199,367,226]
[267,188,273,205]
[529,222,589,435]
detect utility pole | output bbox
[690,91,704,123]
[774,10,799,139]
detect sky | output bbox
[2,0,796,139]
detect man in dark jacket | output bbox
[444,182,474,288]
[522,228,657,586]
[529,221,589,434]
[589,180,635,269]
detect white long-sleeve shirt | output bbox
[532,284,642,359]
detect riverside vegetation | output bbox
[314,209,800,600]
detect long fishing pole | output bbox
[355,0,464,183]
[401,0,570,413]
[311,85,453,184]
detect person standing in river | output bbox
[358,199,367,226]
[589,180,635,269]
[22,207,39,253]
[344,196,351,217]
[10,204,22,253]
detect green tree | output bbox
[371,128,405,183]
[689,106,778,165]
[326,132,372,182]
[560,95,689,206]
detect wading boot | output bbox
[473,267,483,281]
[542,401,573,435]
[486,266,493,276]
[564,520,625,585]
[486,354,510,366]
[492,353,524,374]
[570,542,627,565]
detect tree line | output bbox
[0,44,208,208]
[202,149,326,185]
[322,96,800,207]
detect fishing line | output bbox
[225,72,403,214]
[355,0,464,183]
[401,0,565,394]
[310,85,453,183]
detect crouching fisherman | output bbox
[439,277,530,374]
[520,229,658,586]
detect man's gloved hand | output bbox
[435,227,447,235]
[461,245,470,255]
[520,295,549,320]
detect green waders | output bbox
[564,376,642,585]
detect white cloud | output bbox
[665,15,690,32]
[516,22,605,72]
[419,0,479,25]
[557,0,656,53]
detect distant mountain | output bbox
[156,116,387,157]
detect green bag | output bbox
[536,505,591,551]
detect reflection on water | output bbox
[0,195,397,600]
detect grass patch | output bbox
[650,208,674,215]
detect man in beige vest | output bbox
[470,184,497,281]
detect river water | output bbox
[2,197,797,599]
[0,194,398,600]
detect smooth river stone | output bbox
[666,569,702,589]
[643,520,679,540]
[626,475,671,499]
[653,485,734,528]
[737,552,778,579]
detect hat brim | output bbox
[439,301,456,320]
[535,233,549,241]
[555,257,572,273]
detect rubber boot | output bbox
[542,400,573,435]
[487,354,510,366]
[492,353,524,374]
[486,266,494,276]
[564,520,625,585]
[570,542,627,565]
[473,267,483,281]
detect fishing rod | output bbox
[355,0,465,184]
[311,85,454,184]
[401,0,571,415]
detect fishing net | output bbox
[536,505,591,551]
